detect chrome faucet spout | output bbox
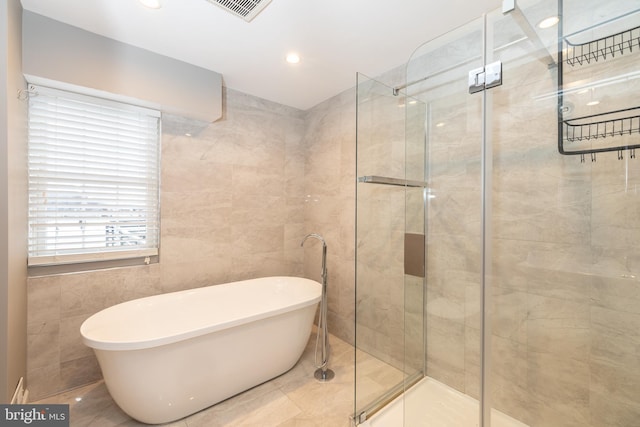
[300,232,326,247]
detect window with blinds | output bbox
[27,85,161,266]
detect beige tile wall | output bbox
[301,88,357,344]
[26,88,318,400]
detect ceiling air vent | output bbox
[205,0,273,22]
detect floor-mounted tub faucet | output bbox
[301,233,334,381]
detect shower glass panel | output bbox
[354,73,427,423]
[402,81,428,394]
[484,2,563,425]
[403,15,485,426]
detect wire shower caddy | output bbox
[557,8,640,161]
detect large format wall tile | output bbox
[26,89,308,400]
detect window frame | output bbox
[27,84,161,269]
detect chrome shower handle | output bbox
[300,233,327,280]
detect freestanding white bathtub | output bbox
[80,276,321,424]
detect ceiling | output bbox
[20,0,502,110]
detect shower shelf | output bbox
[558,14,640,158]
[563,107,640,142]
[564,25,640,66]
[358,175,428,188]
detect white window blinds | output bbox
[28,85,161,266]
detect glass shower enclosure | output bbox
[354,74,427,421]
[355,0,640,425]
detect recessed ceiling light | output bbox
[286,53,301,64]
[139,0,162,9]
[586,100,600,106]
[436,122,445,127]
[538,16,559,29]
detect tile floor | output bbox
[35,330,399,427]
[36,328,530,427]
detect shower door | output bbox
[354,73,427,423]
[402,13,486,427]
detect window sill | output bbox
[28,255,159,277]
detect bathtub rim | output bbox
[80,276,321,351]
